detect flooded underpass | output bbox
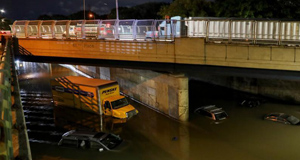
[17,62,300,160]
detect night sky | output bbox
[1,0,172,20]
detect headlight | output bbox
[126,113,128,118]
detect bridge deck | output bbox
[18,38,300,72]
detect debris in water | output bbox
[172,137,178,141]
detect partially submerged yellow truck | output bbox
[51,76,138,119]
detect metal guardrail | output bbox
[11,18,183,41]
[0,41,14,160]
[11,18,300,45]
[186,18,300,45]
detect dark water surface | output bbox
[17,62,300,160]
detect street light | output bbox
[83,0,85,20]
[115,0,119,39]
[116,0,119,20]
[89,13,95,20]
[0,9,5,30]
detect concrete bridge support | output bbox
[192,74,300,104]
[76,66,189,121]
[111,69,189,121]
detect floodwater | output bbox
[17,62,300,160]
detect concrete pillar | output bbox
[111,68,189,121]
[99,67,110,80]
[192,74,300,104]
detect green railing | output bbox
[0,41,13,160]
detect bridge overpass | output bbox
[9,17,300,122]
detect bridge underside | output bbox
[16,54,300,81]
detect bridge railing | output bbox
[11,18,300,45]
[11,19,182,41]
[186,18,300,45]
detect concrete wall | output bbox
[232,77,300,103]
[76,66,189,121]
[192,75,300,103]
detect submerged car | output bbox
[194,105,228,121]
[58,130,123,152]
[240,97,261,108]
[264,113,300,125]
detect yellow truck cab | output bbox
[103,95,137,119]
[51,76,138,119]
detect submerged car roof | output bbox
[63,130,110,140]
[63,130,96,138]
[201,105,225,113]
[266,113,285,117]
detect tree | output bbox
[37,14,53,20]
[159,0,214,18]
[214,0,300,19]
[0,16,12,30]
[108,2,168,19]
[274,0,300,19]
[51,14,69,20]
[160,0,300,19]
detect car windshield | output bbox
[100,134,123,149]
[111,98,129,109]
[93,132,106,139]
[269,113,280,117]
[215,112,228,120]
[287,116,300,125]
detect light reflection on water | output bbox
[18,62,300,160]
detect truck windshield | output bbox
[111,98,129,109]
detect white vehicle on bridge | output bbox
[145,16,182,40]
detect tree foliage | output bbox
[108,2,168,19]
[214,0,283,18]
[0,16,12,30]
[161,0,300,19]
[159,0,214,17]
